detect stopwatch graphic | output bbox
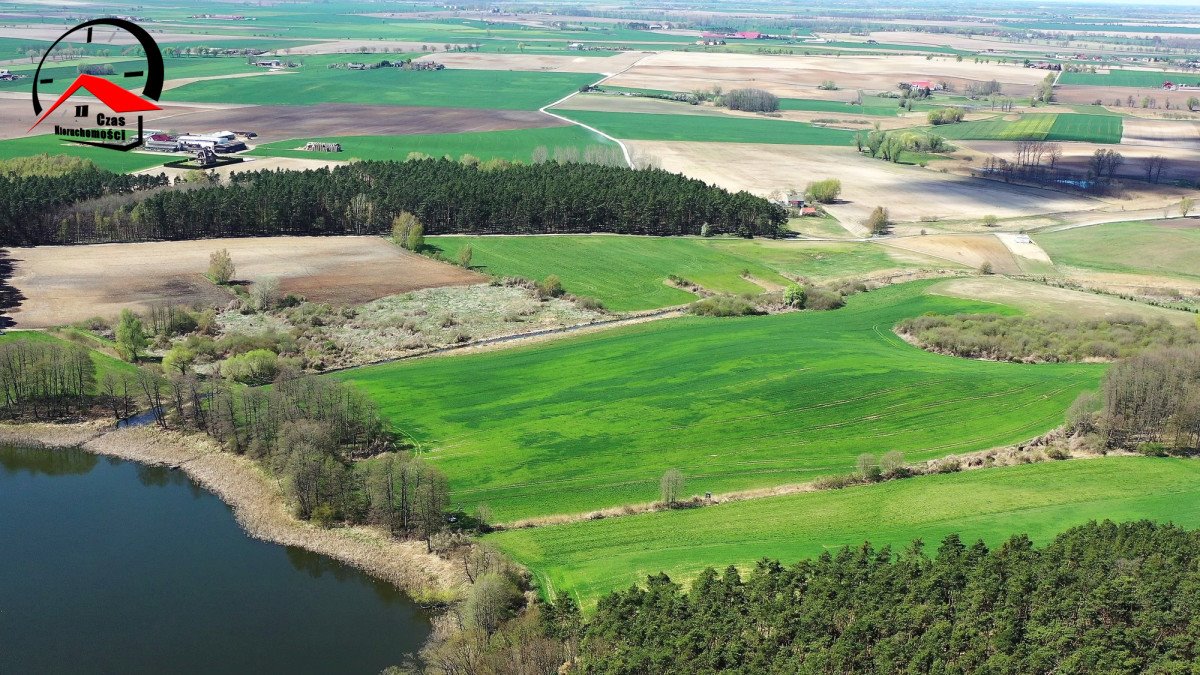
[28,18,165,151]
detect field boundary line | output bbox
[538,53,652,168]
[495,439,1121,531]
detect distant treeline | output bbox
[579,520,1200,673]
[0,165,168,246]
[2,159,787,246]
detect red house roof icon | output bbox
[29,73,161,132]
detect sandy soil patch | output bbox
[882,234,1023,274]
[416,51,643,74]
[3,236,484,328]
[605,52,1047,98]
[626,141,1103,225]
[996,232,1053,265]
[1122,118,1200,148]
[930,276,1198,325]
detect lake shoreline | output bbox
[0,422,468,610]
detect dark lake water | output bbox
[0,445,431,674]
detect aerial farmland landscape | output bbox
[1,0,1199,673]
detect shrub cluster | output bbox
[927,107,966,125]
[720,88,780,113]
[897,313,1200,363]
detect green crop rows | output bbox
[338,282,1100,522]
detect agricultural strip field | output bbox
[1058,69,1200,88]
[1036,220,1200,281]
[552,110,856,144]
[336,282,1101,522]
[249,126,613,163]
[487,457,1200,608]
[428,236,934,311]
[930,277,1200,326]
[0,136,168,174]
[165,69,601,110]
[779,96,921,116]
[933,114,1121,143]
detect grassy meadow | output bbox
[554,110,857,144]
[1036,220,1200,280]
[0,136,168,174]
[1058,69,1200,88]
[428,236,936,311]
[249,126,612,163]
[166,68,601,109]
[337,282,1101,522]
[0,331,137,386]
[933,113,1121,143]
[488,457,1200,608]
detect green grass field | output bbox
[1059,69,1200,88]
[554,110,857,145]
[337,282,1100,522]
[166,68,600,110]
[428,236,936,311]
[1036,220,1200,281]
[249,126,612,163]
[932,113,1121,144]
[487,457,1200,608]
[0,331,137,387]
[780,96,908,116]
[0,136,168,174]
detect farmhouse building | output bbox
[784,193,806,208]
[255,59,283,68]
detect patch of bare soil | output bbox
[4,236,485,329]
[141,104,565,145]
[956,139,1200,185]
[625,141,1102,225]
[605,52,1046,98]
[882,234,1023,274]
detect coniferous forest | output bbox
[0,160,787,246]
[575,521,1200,674]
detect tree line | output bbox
[3,159,787,246]
[0,338,95,419]
[0,164,168,246]
[575,521,1200,674]
[1096,345,1200,454]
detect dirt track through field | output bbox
[3,237,485,328]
